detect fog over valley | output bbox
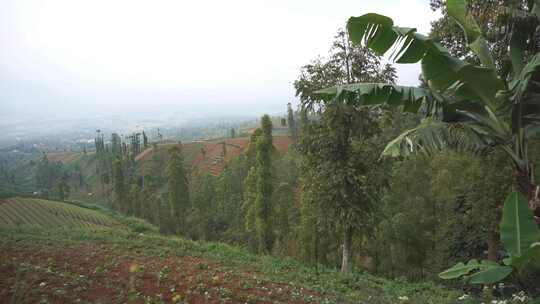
[1,0,437,145]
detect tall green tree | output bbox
[272,150,300,256]
[128,183,142,217]
[57,173,70,201]
[254,115,274,254]
[112,158,126,212]
[243,166,259,249]
[287,102,298,142]
[295,29,396,272]
[191,171,216,240]
[142,131,149,148]
[167,145,190,234]
[215,160,245,243]
[111,133,122,157]
[141,175,160,224]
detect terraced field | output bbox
[0,197,120,229]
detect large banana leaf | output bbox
[439,259,512,284]
[534,0,540,20]
[467,265,513,284]
[315,83,432,113]
[510,54,540,103]
[345,13,504,107]
[446,0,495,68]
[505,242,540,270]
[381,118,490,157]
[439,259,491,279]
[510,54,540,134]
[443,101,510,141]
[500,192,540,257]
[315,83,512,159]
[503,2,540,87]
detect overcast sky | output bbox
[0,0,439,121]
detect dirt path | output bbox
[0,241,320,304]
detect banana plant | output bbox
[315,0,540,202]
[439,192,540,284]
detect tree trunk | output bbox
[516,167,533,199]
[341,226,353,273]
[487,228,499,261]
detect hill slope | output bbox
[0,197,120,229]
[0,199,460,304]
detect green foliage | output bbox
[501,192,540,258]
[254,115,274,254]
[370,151,513,280]
[244,166,258,243]
[440,192,540,285]
[190,172,216,240]
[166,145,190,234]
[112,158,126,212]
[317,0,540,202]
[287,102,298,142]
[294,28,397,272]
[35,154,69,200]
[214,159,245,242]
[128,183,142,217]
[439,259,512,284]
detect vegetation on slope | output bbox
[0,222,461,304]
[0,197,120,229]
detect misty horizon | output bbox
[1,0,438,127]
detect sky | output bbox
[0,0,439,122]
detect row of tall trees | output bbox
[93,128,194,235]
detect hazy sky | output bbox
[1,0,439,121]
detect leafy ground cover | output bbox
[0,223,460,303]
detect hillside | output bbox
[45,135,292,179]
[2,136,292,205]
[137,136,292,176]
[0,199,461,304]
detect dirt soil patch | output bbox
[0,241,320,303]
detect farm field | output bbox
[0,200,460,304]
[0,197,120,229]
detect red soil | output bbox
[0,241,320,304]
[43,136,292,176]
[138,136,293,177]
[191,136,292,176]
